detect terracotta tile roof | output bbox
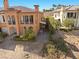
[11,6,34,12]
[0,6,34,12]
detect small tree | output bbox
[63,19,74,27]
[48,17,61,30]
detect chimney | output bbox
[61,6,64,11]
[34,5,39,12]
[4,0,9,10]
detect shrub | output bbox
[0,32,8,38]
[53,37,68,53]
[23,27,36,41]
[46,17,61,34]
[15,36,22,41]
[0,32,8,42]
[48,17,61,30]
[63,19,74,27]
[15,27,36,41]
[42,34,68,59]
[46,43,56,55]
[49,23,56,34]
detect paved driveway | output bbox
[0,32,48,59]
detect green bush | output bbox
[46,17,61,34]
[42,34,68,59]
[23,27,36,41]
[46,43,56,55]
[15,27,36,41]
[15,36,23,41]
[48,17,61,30]
[49,23,56,34]
[53,37,68,53]
[0,32,8,38]
[63,19,74,27]
[0,32,8,42]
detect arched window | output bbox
[8,15,16,25]
[29,15,33,24]
[12,16,16,24]
[8,16,11,24]
[21,15,34,24]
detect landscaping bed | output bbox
[41,31,69,59]
[14,35,36,42]
[0,32,8,43]
[14,27,36,42]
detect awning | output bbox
[40,21,46,24]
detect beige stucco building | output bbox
[0,0,43,35]
[43,6,79,28]
[53,6,79,27]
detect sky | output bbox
[0,0,79,11]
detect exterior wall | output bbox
[53,7,64,23]
[76,13,79,27]
[53,12,60,20]
[0,11,43,35]
[53,9,79,27]
[63,11,79,27]
[0,15,4,23]
[18,12,37,34]
[19,12,43,35]
[5,11,17,35]
[60,7,64,23]
[0,0,43,35]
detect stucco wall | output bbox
[0,11,43,35]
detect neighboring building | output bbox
[0,0,43,35]
[43,10,53,18]
[43,6,79,27]
[53,6,79,27]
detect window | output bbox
[12,16,16,24]
[67,12,76,18]
[73,13,76,18]
[23,16,29,24]
[20,16,24,24]
[21,15,34,24]
[8,16,12,25]
[29,15,33,24]
[0,15,5,23]
[2,16,5,22]
[25,16,29,24]
[8,15,16,25]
